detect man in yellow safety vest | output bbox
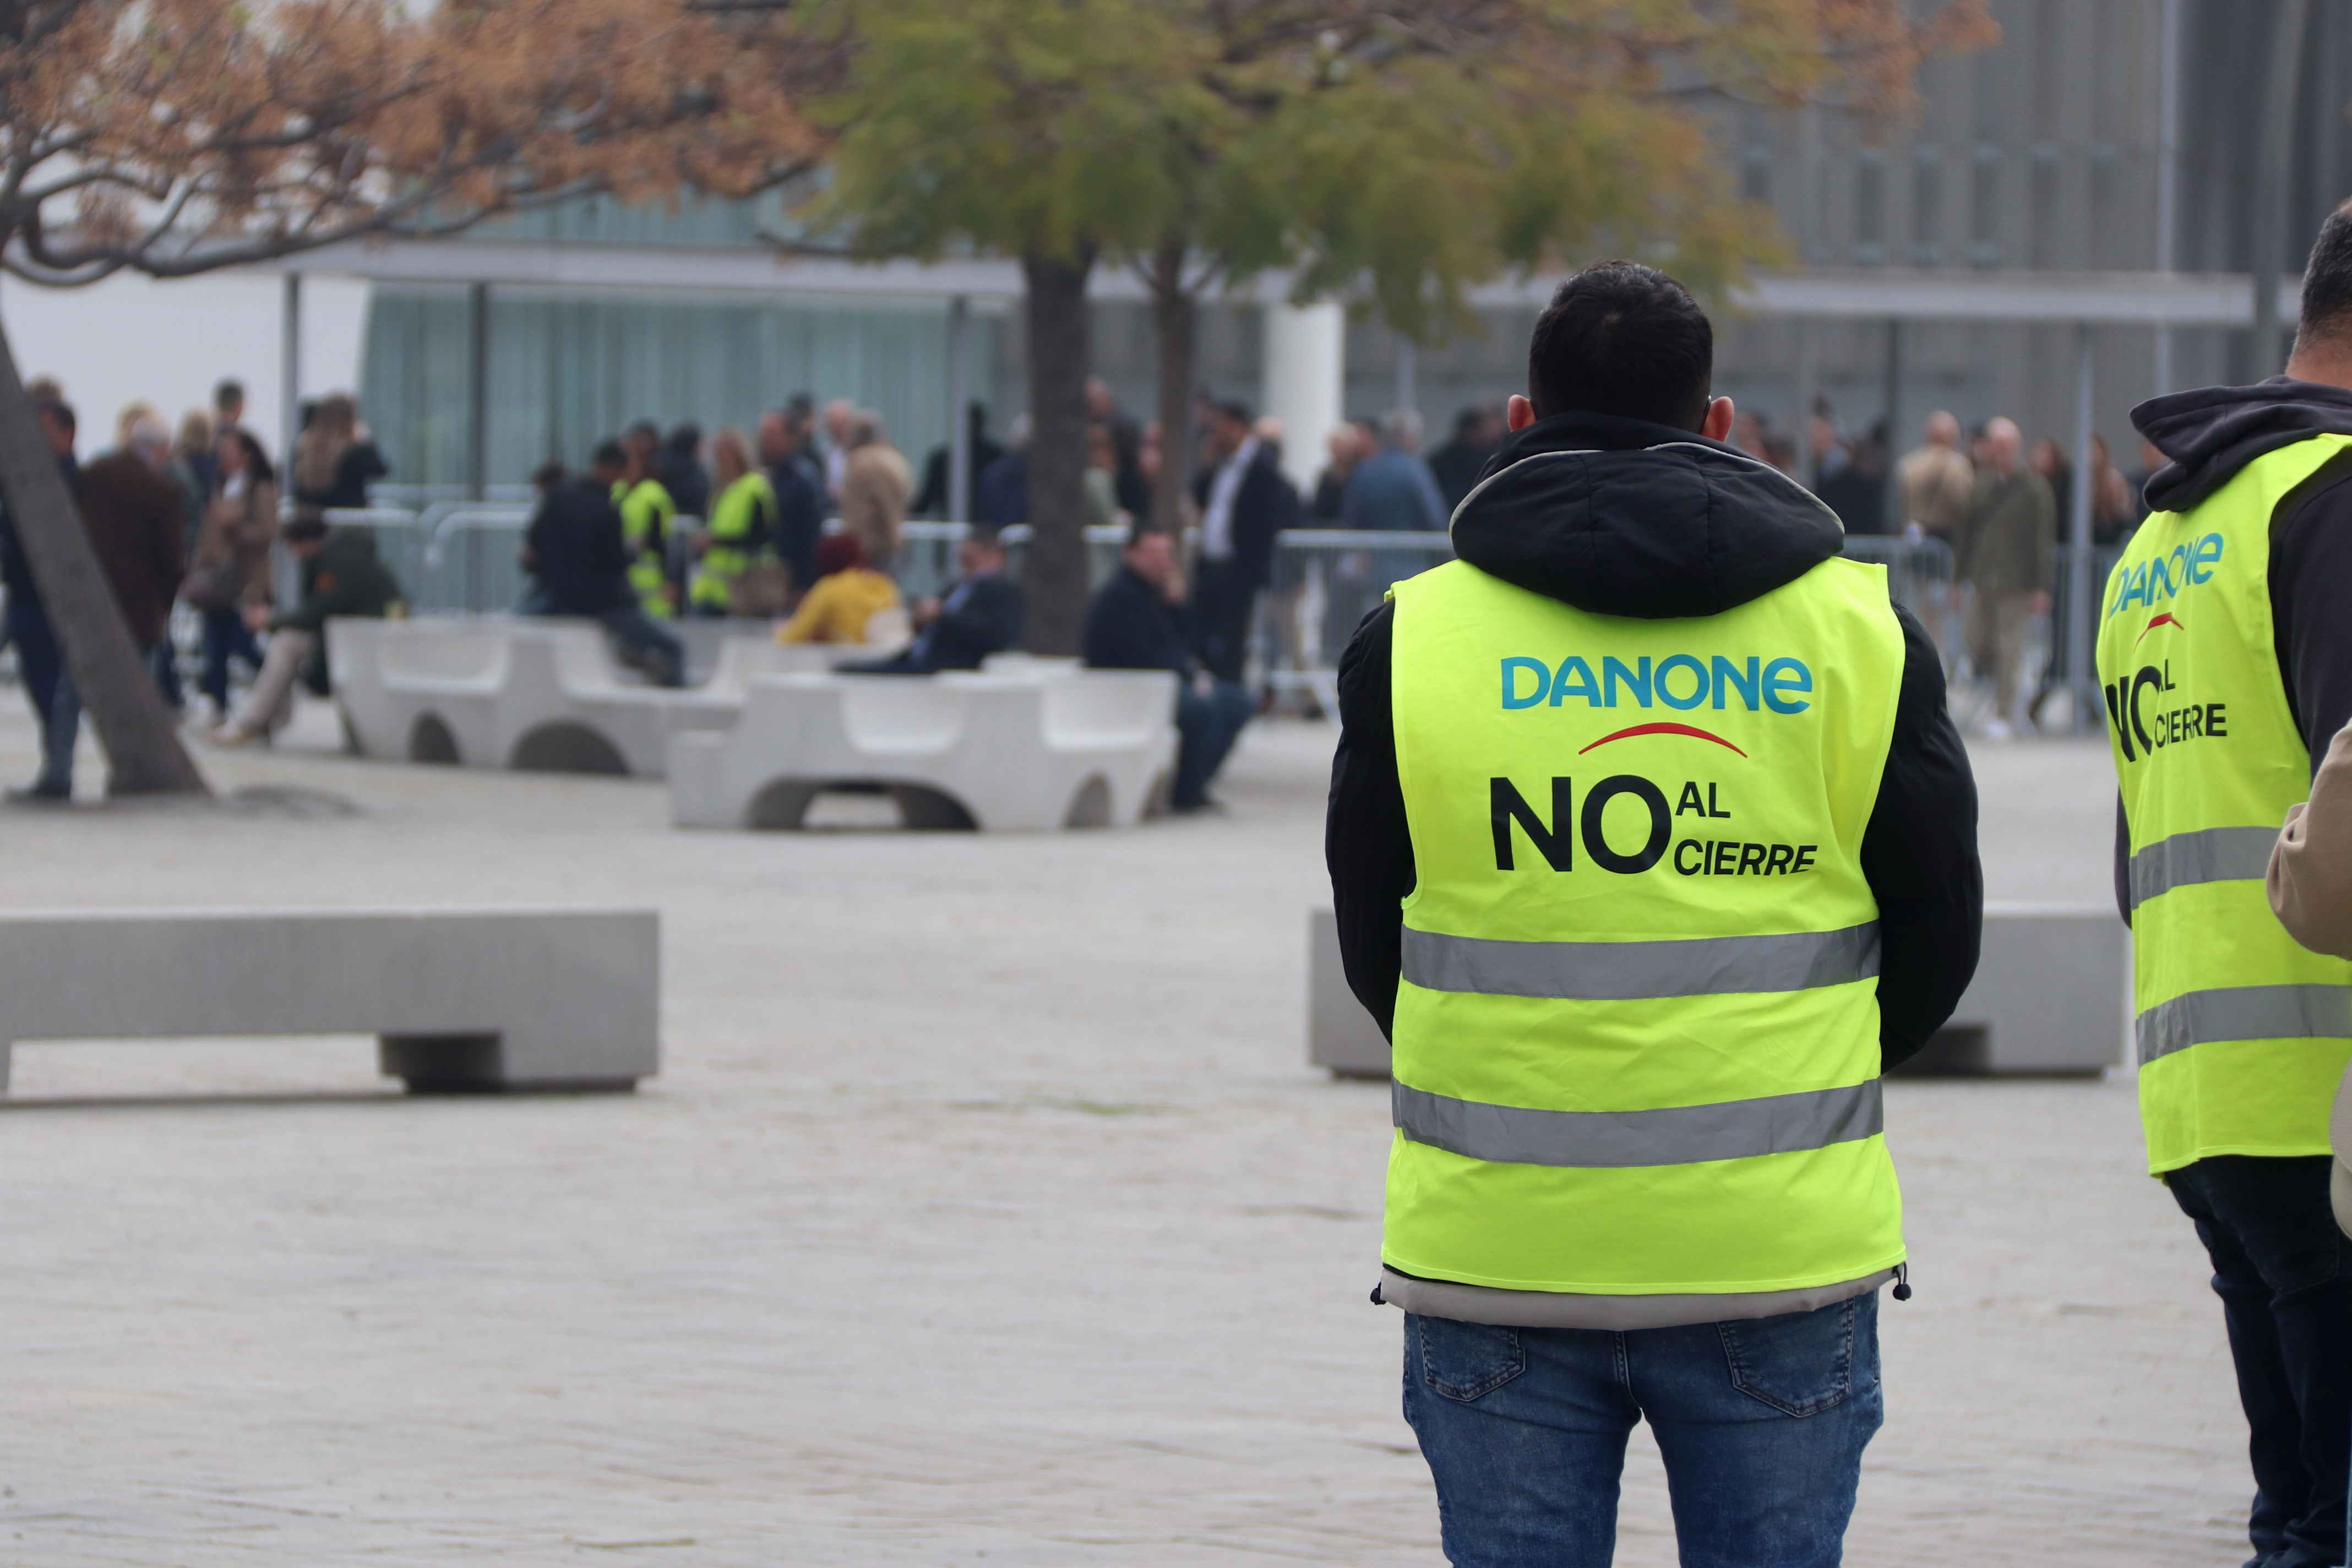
[2096,200,2352,1568]
[1325,260,1983,1565]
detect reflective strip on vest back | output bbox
[1384,557,1907,1296]
[2095,434,2352,1173]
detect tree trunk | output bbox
[1148,237,1196,542]
[0,320,208,796]
[1020,246,1096,655]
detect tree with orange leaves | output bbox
[0,0,825,794]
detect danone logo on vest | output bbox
[1502,654,1813,715]
[2105,532,2223,624]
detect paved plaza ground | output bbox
[0,697,2261,1565]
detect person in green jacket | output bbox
[210,518,402,745]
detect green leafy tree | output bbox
[809,0,1991,652]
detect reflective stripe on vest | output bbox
[2095,433,2352,1172]
[2127,825,2280,911]
[1395,1080,1883,1169]
[1382,554,1907,1298]
[1403,922,1879,1001]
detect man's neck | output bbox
[2283,344,2352,393]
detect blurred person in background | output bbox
[36,414,186,792]
[757,407,825,599]
[1897,410,1974,545]
[657,423,709,521]
[1191,399,1300,684]
[690,428,781,618]
[913,401,1005,520]
[1814,415,1888,535]
[1087,375,1151,517]
[2029,435,2073,533]
[1343,408,1447,534]
[2088,433,2135,545]
[1426,404,1504,512]
[112,400,159,453]
[212,379,246,444]
[3,395,75,794]
[185,428,278,725]
[777,533,904,646]
[1955,416,2055,739]
[168,411,215,551]
[843,526,1022,675]
[290,393,387,516]
[820,398,854,509]
[976,415,1031,529]
[1084,524,1254,813]
[612,432,677,619]
[520,450,685,686]
[213,513,402,744]
[1311,422,1368,522]
[1083,422,1125,531]
[839,410,913,569]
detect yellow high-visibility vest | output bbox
[613,478,676,618]
[1385,556,1906,1295]
[2095,434,2352,1174]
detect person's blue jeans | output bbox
[516,591,685,689]
[1403,1294,1882,1568]
[2166,1156,2352,1568]
[1173,678,1253,808]
[199,606,264,708]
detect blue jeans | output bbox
[1173,678,1253,808]
[1403,1294,1882,1568]
[199,606,264,707]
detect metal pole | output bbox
[946,295,971,522]
[1394,334,1417,419]
[2153,0,2182,394]
[2250,0,2311,375]
[1792,318,1819,488]
[279,272,302,467]
[2066,323,2098,728]
[1882,319,1903,531]
[466,282,490,503]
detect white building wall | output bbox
[0,269,371,462]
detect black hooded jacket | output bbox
[1325,412,1983,1072]
[2114,379,2352,919]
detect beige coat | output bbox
[1896,443,1973,541]
[186,476,277,611]
[2266,721,2352,1234]
[839,443,913,566]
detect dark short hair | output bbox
[531,460,567,491]
[666,422,700,453]
[591,439,628,471]
[214,378,243,406]
[2300,199,2352,352]
[32,395,74,436]
[282,515,328,544]
[625,421,658,446]
[1215,400,1254,426]
[1125,522,1172,551]
[965,524,1006,552]
[1527,260,1714,431]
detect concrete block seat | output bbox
[668,669,1180,831]
[0,907,658,1094]
[330,617,842,777]
[1305,902,2129,1080]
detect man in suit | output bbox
[845,527,1023,674]
[1189,399,1299,685]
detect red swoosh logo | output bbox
[2136,612,2184,644]
[1577,722,1749,758]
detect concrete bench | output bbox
[330,617,844,778]
[0,908,658,1094]
[1306,903,2130,1080]
[668,669,1179,831]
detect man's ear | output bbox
[1701,396,1735,443]
[1506,395,1536,432]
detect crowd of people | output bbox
[0,377,402,798]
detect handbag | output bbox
[182,526,243,612]
[727,560,792,618]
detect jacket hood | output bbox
[2133,377,2352,513]
[1449,411,1845,619]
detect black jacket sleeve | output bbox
[938,575,1025,663]
[1322,597,1981,1071]
[1859,603,1984,1070]
[2269,454,2352,768]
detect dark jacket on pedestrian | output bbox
[913,435,1007,519]
[976,450,1028,529]
[1956,467,2056,599]
[1190,446,1300,589]
[1326,411,1984,1072]
[1425,435,1498,511]
[74,451,187,648]
[2113,377,2352,918]
[273,528,402,634]
[657,447,709,522]
[765,458,825,594]
[1082,565,1199,676]
[907,570,1023,672]
[525,478,635,616]
[291,439,388,514]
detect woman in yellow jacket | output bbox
[778,533,902,645]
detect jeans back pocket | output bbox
[1413,1314,1527,1403]
[1716,1295,1875,1418]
